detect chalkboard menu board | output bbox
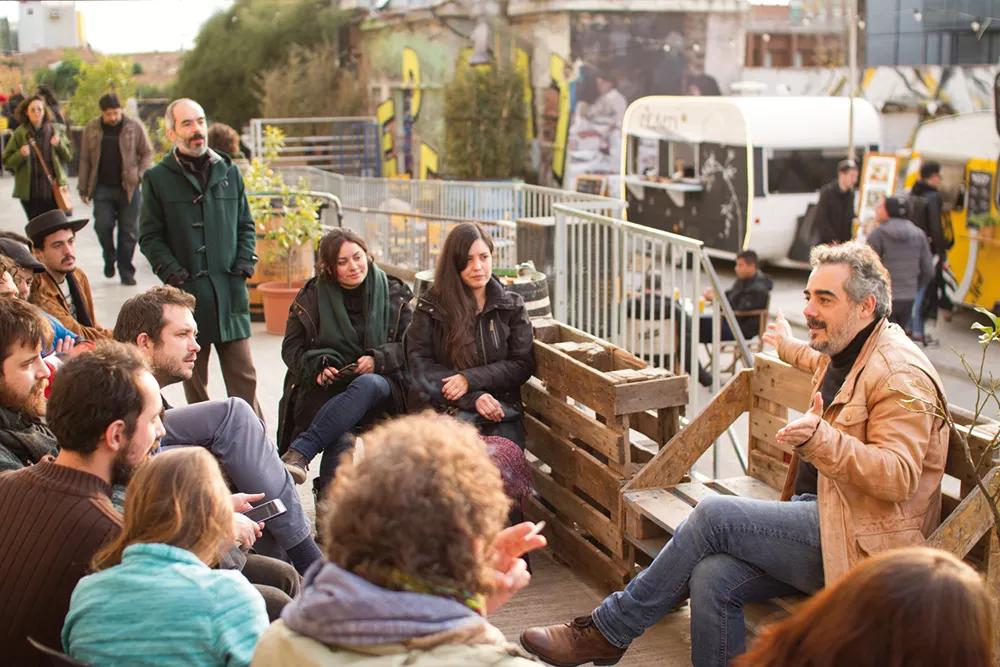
[968,170,992,217]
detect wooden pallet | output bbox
[524,320,688,590]
[622,353,1000,636]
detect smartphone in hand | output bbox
[243,499,287,523]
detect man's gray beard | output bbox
[176,142,208,158]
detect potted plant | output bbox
[968,211,999,241]
[245,126,323,334]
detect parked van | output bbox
[618,96,881,266]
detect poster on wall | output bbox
[856,153,898,233]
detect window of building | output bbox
[767,149,844,194]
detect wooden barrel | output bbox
[412,269,551,320]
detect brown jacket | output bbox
[777,318,948,583]
[30,267,112,341]
[77,115,153,203]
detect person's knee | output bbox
[224,396,263,428]
[688,494,735,531]
[352,373,391,401]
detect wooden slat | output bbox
[927,467,1000,557]
[613,375,688,415]
[529,463,623,557]
[525,497,629,593]
[522,379,626,463]
[748,449,790,493]
[749,407,790,454]
[751,355,813,413]
[524,413,622,513]
[945,423,1000,489]
[551,341,612,371]
[624,489,697,535]
[626,534,667,559]
[711,476,781,501]
[671,481,720,506]
[743,600,787,636]
[534,341,620,419]
[625,370,752,492]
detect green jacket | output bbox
[139,149,257,344]
[1,122,72,200]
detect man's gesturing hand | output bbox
[776,392,824,449]
[762,309,792,350]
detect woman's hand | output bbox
[19,144,29,157]
[232,512,263,548]
[54,336,75,355]
[356,355,375,375]
[441,373,469,401]
[484,522,547,614]
[475,393,504,422]
[316,367,338,386]
[231,492,265,513]
[50,135,60,147]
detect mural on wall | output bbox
[542,53,571,184]
[376,98,397,178]
[560,12,722,188]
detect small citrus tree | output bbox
[66,56,136,126]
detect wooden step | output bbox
[626,534,667,559]
[710,475,781,501]
[671,481,721,506]
[624,488,697,535]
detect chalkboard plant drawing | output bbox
[701,149,743,243]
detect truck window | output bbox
[767,149,843,194]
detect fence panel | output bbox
[249,117,381,176]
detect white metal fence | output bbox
[247,117,381,176]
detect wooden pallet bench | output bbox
[523,320,688,591]
[621,353,1000,634]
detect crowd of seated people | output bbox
[1,203,996,667]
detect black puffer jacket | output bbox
[276,274,413,452]
[405,276,535,413]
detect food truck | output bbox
[618,96,881,266]
[906,109,1000,314]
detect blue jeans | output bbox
[93,184,140,280]
[290,373,391,463]
[593,494,824,667]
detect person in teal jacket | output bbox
[138,98,262,418]
[1,94,72,221]
[63,448,268,667]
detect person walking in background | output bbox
[62,448,269,667]
[909,160,950,346]
[3,83,24,130]
[78,93,153,286]
[35,85,66,126]
[813,159,858,245]
[207,122,249,171]
[1,94,72,221]
[140,98,263,419]
[734,547,995,667]
[866,196,932,331]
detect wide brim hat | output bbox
[0,237,44,272]
[25,209,89,247]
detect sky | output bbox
[0,0,235,53]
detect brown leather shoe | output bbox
[280,449,309,485]
[520,614,626,666]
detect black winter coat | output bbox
[276,274,413,452]
[814,179,855,244]
[405,276,535,414]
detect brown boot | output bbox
[280,449,309,485]
[520,614,626,666]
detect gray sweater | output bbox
[866,217,933,301]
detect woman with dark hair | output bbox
[1,94,72,221]
[734,547,995,667]
[35,85,65,125]
[277,228,413,497]
[405,222,535,446]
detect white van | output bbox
[618,96,882,266]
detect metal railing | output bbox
[247,117,381,176]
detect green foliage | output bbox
[33,51,82,98]
[443,62,527,180]
[243,126,323,284]
[65,57,136,126]
[175,0,345,129]
[971,306,1000,347]
[969,212,1000,229]
[259,42,366,119]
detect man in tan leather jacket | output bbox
[520,242,948,667]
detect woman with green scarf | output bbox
[277,228,412,497]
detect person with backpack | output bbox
[908,161,950,346]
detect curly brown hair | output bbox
[322,412,511,596]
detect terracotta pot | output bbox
[258,280,306,336]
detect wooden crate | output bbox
[524,320,688,590]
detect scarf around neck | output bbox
[300,263,390,379]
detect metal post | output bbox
[847,0,858,159]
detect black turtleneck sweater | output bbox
[175,149,212,189]
[794,318,880,496]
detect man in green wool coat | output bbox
[139,98,263,419]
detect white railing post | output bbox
[553,205,569,322]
